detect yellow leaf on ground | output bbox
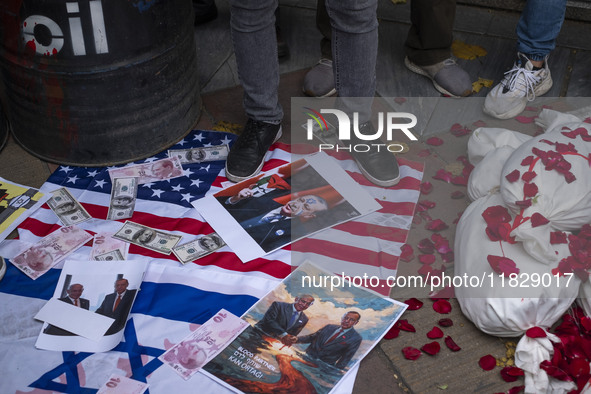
[390,0,407,4]
[213,121,243,134]
[452,40,487,60]
[472,77,494,93]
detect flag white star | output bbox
[193,133,205,142]
[152,189,164,198]
[66,175,79,184]
[59,166,72,173]
[94,179,107,189]
[142,182,155,188]
[203,143,213,147]
[200,164,211,172]
[106,166,118,170]
[191,178,203,188]
[87,170,98,177]
[181,193,192,203]
[143,157,159,163]
[183,168,194,177]
[171,184,183,192]
[221,136,233,145]
[176,139,187,146]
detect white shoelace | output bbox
[502,65,543,101]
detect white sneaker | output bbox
[483,53,552,119]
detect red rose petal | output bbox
[418,254,436,265]
[384,326,400,339]
[521,171,537,182]
[427,326,444,339]
[394,97,407,104]
[417,149,431,157]
[531,212,550,227]
[505,169,520,183]
[451,175,469,186]
[433,169,453,183]
[426,137,444,146]
[482,205,512,225]
[523,182,538,198]
[568,357,590,378]
[402,346,422,360]
[400,244,414,262]
[421,341,441,355]
[417,238,435,254]
[487,255,519,276]
[526,326,547,338]
[444,336,461,351]
[515,115,536,124]
[404,298,424,310]
[397,319,416,332]
[539,360,571,381]
[418,264,433,277]
[426,219,448,232]
[420,181,433,194]
[479,354,497,371]
[521,156,534,166]
[429,285,455,299]
[500,366,524,382]
[550,231,568,244]
[508,386,525,394]
[433,299,452,314]
[451,191,465,199]
[515,199,532,208]
[438,318,453,327]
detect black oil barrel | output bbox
[0,0,201,166]
[0,106,7,153]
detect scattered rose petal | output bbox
[418,264,433,276]
[523,182,538,198]
[568,357,590,378]
[420,181,433,194]
[439,318,453,327]
[479,354,497,371]
[539,360,572,381]
[433,169,453,183]
[418,238,435,254]
[400,244,414,262]
[441,251,454,263]
[482,205,512,225]
[421,341,441,355]
[451,191,465,199]
[521,156,534,166]
[521,171,537,182]
[397,319,416,332]
[444,336,461,351]
[418,200,437,210]
[515,199,532,208]
[505,169,520,183]
[426,219,448,232]
[417,149,431,157]
[525,327,547,338]
[531,212,550,227]
[427,326,444,339]
[394,97,407,104]
[515,115,536,124]
[402,346,422,360]
[451,175,469,186]
[501,367,524,383]
[384,326,400,339]
[426,137,444,146]
[450,123,471,137]
[433,299,452,314]
[473,120,487,127]
[432,233,452,254]
[429,286,455,299]
[550,231,568,244]
[508,386,525,394]
[418,254,436,265]
[487,255,519,276]
[404,298,424,310]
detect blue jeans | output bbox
[516,0,567,61]
[229,0,378,123]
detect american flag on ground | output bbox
[0,130,423,393]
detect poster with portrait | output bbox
[200,262,407,394]
[192,152,382,262]
[35,259,148,352]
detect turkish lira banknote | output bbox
[172,233,225,264]
[159,309,249,380]
[113,221,181,255]
[90,232,129,261]
[48,188,91,226]
[108,157,183,184]
[11,225,93,279]
[168,145,229,164]
[106,177,138,220]
[97,374,148,394]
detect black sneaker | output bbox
[225,119,282,182]
[346,122,400,187]
[193,0,217,25]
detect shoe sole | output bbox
[224,127,283,183]
[404,57,471,98]
[302,87,337,98]
[483,76,553,120]
[353,155,400,188]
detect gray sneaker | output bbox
[405,57,472,97]
[303,59,337,97]
[483,53,552,119]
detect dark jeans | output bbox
[317,0,456,66]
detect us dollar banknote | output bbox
[168,145,229,164]
[107,177,138,221]
[113,221,182,255]
[48,188,91,226]
[172,233,225,264]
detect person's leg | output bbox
[302,0,336,97]
[483,0,567,119]
[404,0,472,97]
[226,0,283,182]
